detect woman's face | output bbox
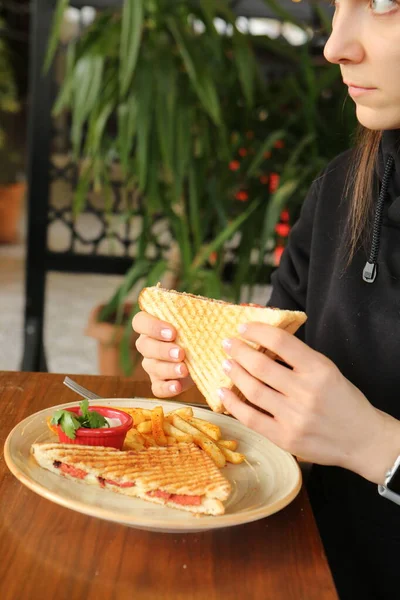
[324,0,400,130]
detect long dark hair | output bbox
[345,126,382,264]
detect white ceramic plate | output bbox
[4,398,302,533]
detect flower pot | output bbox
[0,182,25,244]
[85,303,148,379]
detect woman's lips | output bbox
[346,83,377,98]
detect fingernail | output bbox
[238,323,247,334]
[169,347,180,359]
[161,329,173,340]
[169,383,178,393]
[175,363,184,376]
[222,359,232,373]
[217,388,225,399]
[222,338,232,351]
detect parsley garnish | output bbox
[50,399,109,439]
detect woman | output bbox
[132,2,400,597]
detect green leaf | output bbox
[79,398,90,420]
[52,42,76,115]
[188,165,201,253]
[258,180,298,262]
[73,162,92,217]
[117,95,138,177]
[167,19,221,125]
[43,0,69,73]
[85,77,116,157]
[120,0,144,97]
[173,102,191,201]
[135,63,154,191]
[98,259,151,324]
[85,410,108,429]
[155,55,177,176]
[192,198,262,271]
[71,55,104,156]
[50,410,82,440]
[50,410,68,426]
[232,31,255,107]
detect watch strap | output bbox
[378,484,400,506]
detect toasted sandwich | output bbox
[31,442,232,516]
[138,285,307,412]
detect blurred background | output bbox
[0,0,355,377]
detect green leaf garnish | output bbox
[78,399,108,429]
[50,399,109,439]
[51,410,82,439]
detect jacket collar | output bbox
[378,130,400,223]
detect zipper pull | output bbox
[363,261,377,283]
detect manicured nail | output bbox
[222,359,232,373]
[169,383,178,393]
[222,338,232,351]
[175,363,184,376]
[238,323,247,334]
[169,347,180,359]
[161,329,173,340]
[217,388,225,399]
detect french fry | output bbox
[166,436,177,445]
[137,420,152,434]
[188,417,221,441]
[123,429,146,451]
[169,407,193,419]
[218,439,238,451]
[46,416,58,435]
[151,406,168,446]
[170,415,226,468]
[163,421,193,443]
[217,443,245,464]
[140,408,153,419]
[114,407,150,426]
[142,433,158,447]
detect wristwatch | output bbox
[378,455,400,506]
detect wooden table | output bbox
[0,371,338,600]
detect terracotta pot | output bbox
[85,303,148,379]
[0,182,25,244]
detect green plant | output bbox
[46,0,356,373]
[0,18,22,185]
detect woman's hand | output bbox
[219,322,400,485]
[132,311,194,397]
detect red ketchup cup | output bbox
[55,406,133,449]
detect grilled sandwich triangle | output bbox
[138,286,307,412]
[31,442,232,516]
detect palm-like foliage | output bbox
[46,0,356,373]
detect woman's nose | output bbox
[324,11,365,65]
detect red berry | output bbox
[229,160,240,171]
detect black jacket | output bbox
[269,130,400,599]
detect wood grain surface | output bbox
[0,371,338,600]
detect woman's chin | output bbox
[356,105,400,131]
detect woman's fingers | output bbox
[136,335,185,362]
[148,373,194,398]
[238,322,314,371]
[142,357,188,381]
[221,358,289,419]
[223,337,296,396]
[219,385,278,439]
[132,311,177,341]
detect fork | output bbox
[63,376,102,400]
[62,376,210,410]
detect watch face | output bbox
[387,466,400,494]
